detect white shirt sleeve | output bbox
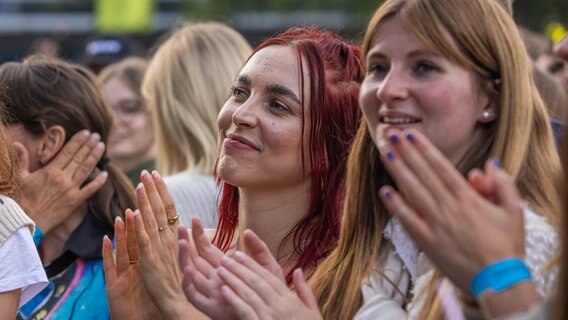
[0,226,48,307]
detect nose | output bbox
[231,100,258,128]
[376,68,409,103]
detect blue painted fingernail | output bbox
[491,157,502,168]
[386,150,395,161]
[389,134,400,144]
[406,133,416,143]
[385,191,393,200]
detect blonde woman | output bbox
[143,22,252,227]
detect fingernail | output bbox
[221,285,231,294]
[90,132,101,143]
[406,133,416,143]
[137,182,144,190]
[234,251,246,262]
[491,158,502,168]
[221,256,233,266]
[151,170,161,180]
[79,130,90,137]
[96,142,105,152]
[115,216,122,222]
[386,150,395,161]
[100,171,108,180]
[141,169,150,176]
[217,266,228,276]
[385,191,393,200]
[389,134,400,144]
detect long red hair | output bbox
[213,27,363,282]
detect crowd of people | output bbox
[0,0,567,319]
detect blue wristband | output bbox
[471,258,532,298]
[33,226,45,246]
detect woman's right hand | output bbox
[102,209,161,320]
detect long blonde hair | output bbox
[310,0,561,319]
[143,22,251,176]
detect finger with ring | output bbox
[167,214,180,225]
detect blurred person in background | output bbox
[537,52,568,98]
[99,57,155,186]
[142,22,251,227]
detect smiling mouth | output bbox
[380,116,421,124]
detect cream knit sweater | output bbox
[0,194,34,245]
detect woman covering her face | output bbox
[2,55,137,319]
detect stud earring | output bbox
[481,111,494,122]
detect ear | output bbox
[477,79,499,124]
[37,125,66,165]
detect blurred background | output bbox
[0,0,566,64]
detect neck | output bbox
[39,203,88,264]
[237,180,312,273]
[112,147,155,173]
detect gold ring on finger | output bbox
[167,214,180,225]
[129,259,139,265]
[158,225,170,232]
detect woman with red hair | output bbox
[103,26,363,319]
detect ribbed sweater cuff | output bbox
[0,195,34,245]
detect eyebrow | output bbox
[235,73,301,105]
[367,49,440,60]
[265,84,301,105]
[235,74,252,86]
[407,49,440,59]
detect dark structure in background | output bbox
[0,0,566,64]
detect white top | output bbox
[0,226,47,307]
[163,170,219,228]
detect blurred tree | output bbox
[179,0,567,41]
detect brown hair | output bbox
[310,0,561,319]
[0,54,136,229]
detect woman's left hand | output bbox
[133,170,193,318]
[378,128,525,295]
[215,249,322,320]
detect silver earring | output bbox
[481,111,493,122]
